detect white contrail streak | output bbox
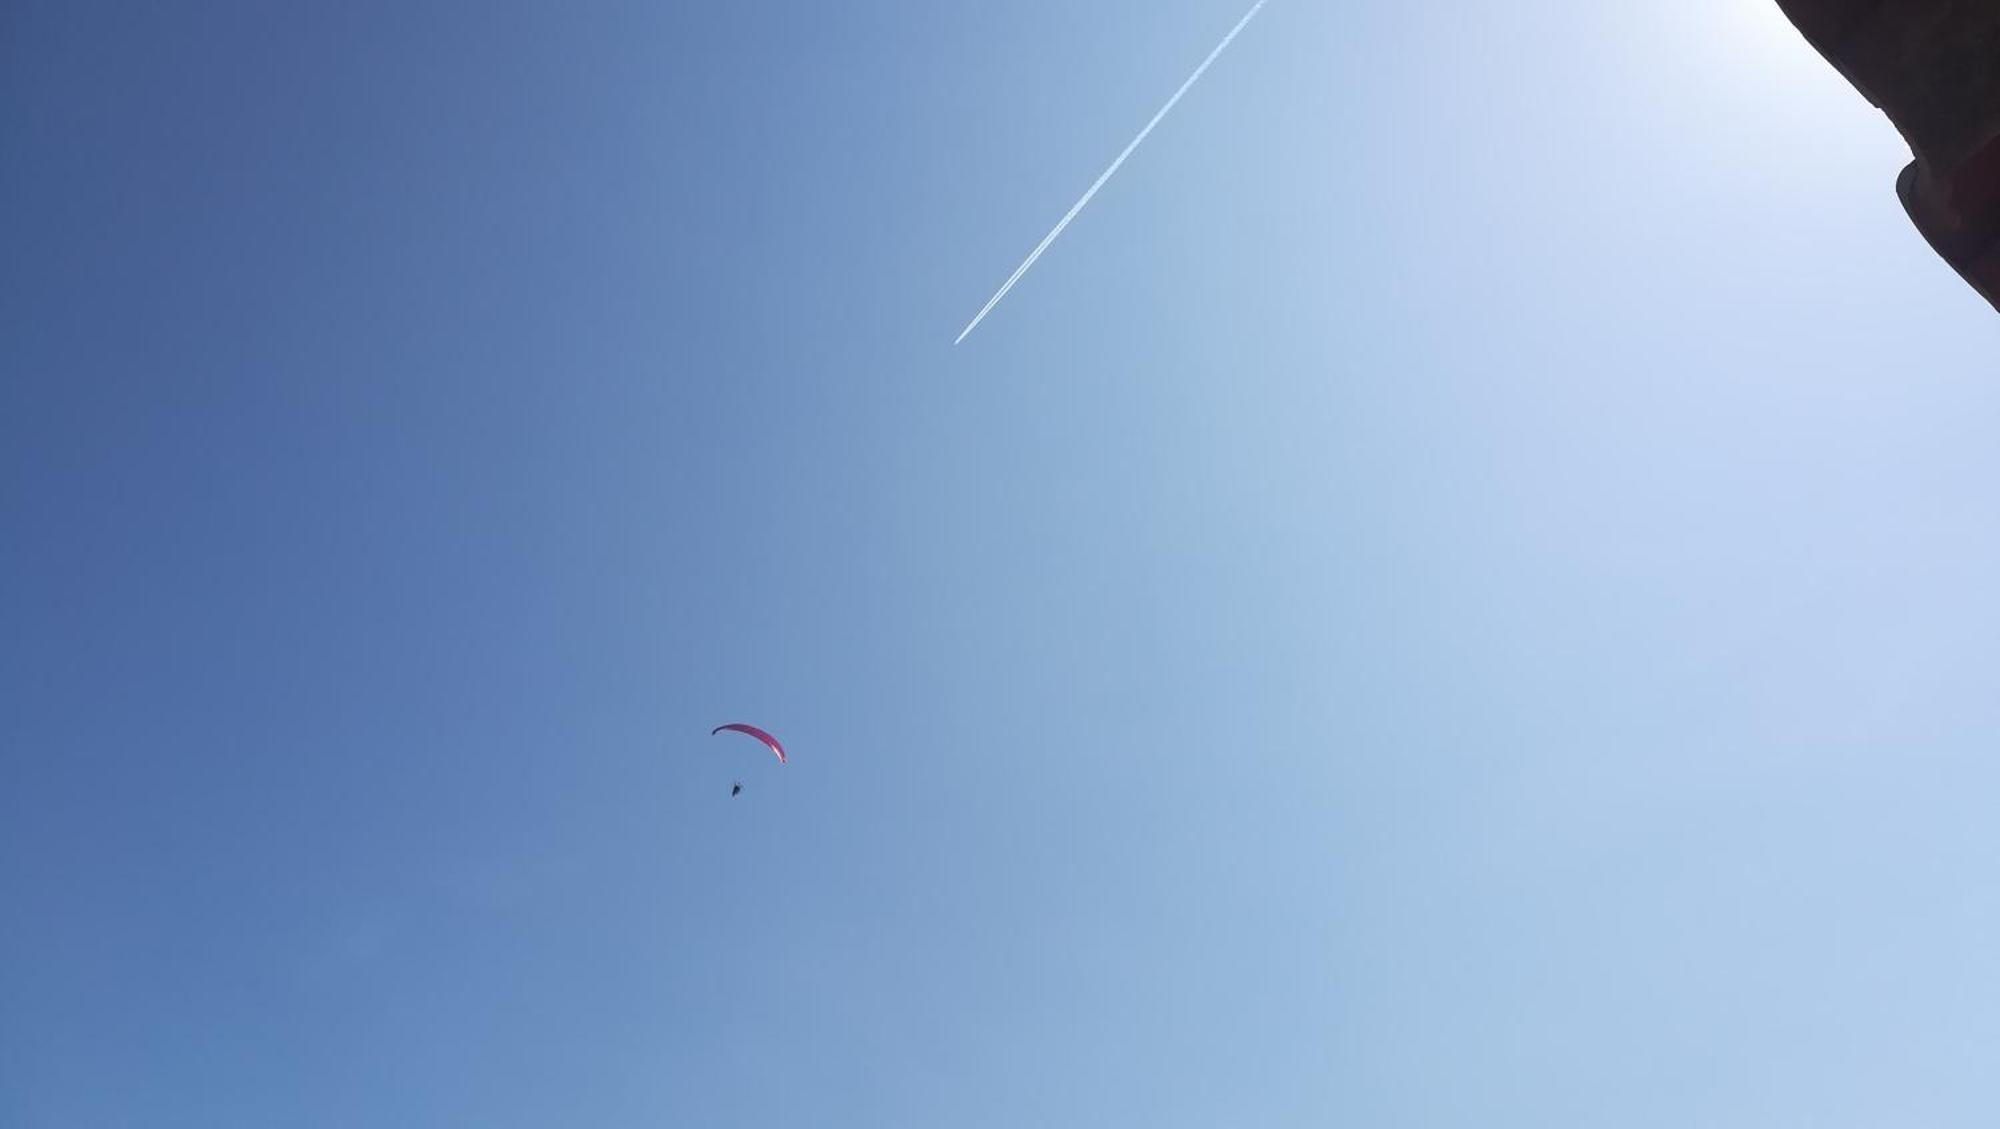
[954,0,1269,345]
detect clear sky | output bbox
[5,1,1999,1125]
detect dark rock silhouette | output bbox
[1779,0,2000,311]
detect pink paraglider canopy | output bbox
[711,723,787,764]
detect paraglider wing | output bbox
[712,723,787,764]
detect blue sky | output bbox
[5,1,1999,1124]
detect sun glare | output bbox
[1716,0,1834,77]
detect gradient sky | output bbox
[5,1,2000,1125]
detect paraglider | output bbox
[710,723,784,798]
[711,723,787,764]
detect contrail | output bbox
[954,0,1269,345]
